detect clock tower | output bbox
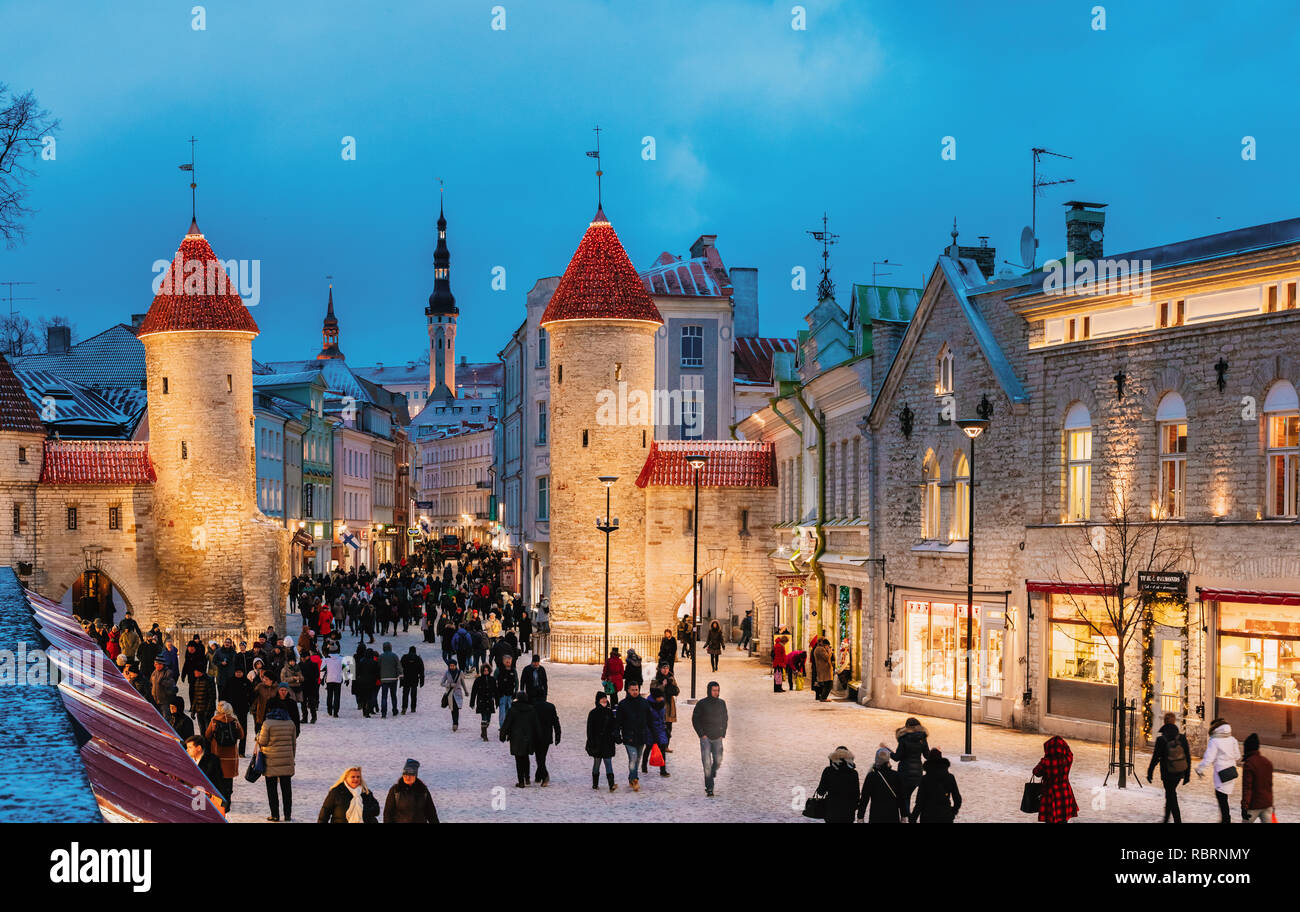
[427,194,458,399]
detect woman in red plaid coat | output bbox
[1032,735,1079,823]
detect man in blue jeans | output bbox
[615,682,653,792]
[692,680,729,797]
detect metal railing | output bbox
[167,626,251,649]
[548,631,663,665]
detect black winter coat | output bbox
[190,675,216,717]
[615,695,652,746]
[520,664,548,700]
[585,704,618,758]
[469,674,497,713]
[400,653,425,686]
[816,761,860,823]
[533,699,562,746]
[494,665,518,700]
[891,725,932,783]
[317,782,380,823]
[857,765,904,822]
[383,778,439,823]
[500,698,543,757]
[909,758,962,823]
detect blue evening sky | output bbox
[2,0,1298,366]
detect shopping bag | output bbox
[794,674,805,691]
[648,744,665,767]
[1020,776,1041,814]
[602,680,616,696]
[802,791,827,819]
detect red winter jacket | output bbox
[1033,736,1079,823]
[318,608,333,636]
[601,657,625,690]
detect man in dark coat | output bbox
[383,759,439,823]
[815,746,860,823]
[615,682,653,791]
[532,696,562,787]
[691,680,728,797]
[520,654,548,701]
[355,649,379,718]
[400,646,425,714]
[857,748,904,822]
[889,717,932,819]
[166,696,195,741]
[1146,712,1191,823]
[586,692,619,791]
[908,751,962,823]
[500,692,542,787]
[190,666,217,733]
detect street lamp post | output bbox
[956,417,989,762]
[596,476,619,664]
[685,454,709,702]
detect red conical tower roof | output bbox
[137,220,259,337]
[540,208,663,327]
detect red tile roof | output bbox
[40,439,157,485]
[137,221,259,337]
[635,439,776,488]
[0,353,44,433]
[734,337,797,384]
[541,208,664,327]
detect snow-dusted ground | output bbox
[226,614,1300,823]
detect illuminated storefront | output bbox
[901,597,1004,704]
[777,576,806,646]
[1205,589,1300,748]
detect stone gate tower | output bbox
[137,219,286,633]
[541,207,663,636]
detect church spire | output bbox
[317,282,344,360]
[426,184,457,316]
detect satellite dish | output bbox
[1019,226,1036,269]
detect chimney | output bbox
[689,234,717,259]
[730,267,759,337]
[130,313,147,330]
[46,324,71,355]
[1065,201,1106,259]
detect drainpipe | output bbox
[768,397,805,575]
[793,389,827,644]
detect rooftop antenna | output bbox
[1029,147,1074,269]
[872,259,901,285]
[1,281,37,356]
[586,125,603,209]
[806,213,839,300]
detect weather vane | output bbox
[586,125,603,209]
[806,213,839,300]
[178,136,197,222]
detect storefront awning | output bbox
[1026,580,1117,596]
[1198,587,1300,606]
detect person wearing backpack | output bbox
[204,701,244,809]
[1147,712,1192,823]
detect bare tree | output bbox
[1,311,36,356]
[0,84,61,247]
[1052,484,1194,788]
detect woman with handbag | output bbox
[812,746,859,823]
[857,748,903,822]
[440,658,469,732]
[317,765,380,823]
[256,707,297,821]
[1196,718,1241,823]
[1032,735,1079,823]
[601,648,624,708]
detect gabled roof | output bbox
[867,255,1029,430]
[541,208,664,327]
[253,371,327,390]
[0,353,45,433]
[854,283,921,324]
[635,439,777,488]
[11,323,146,389]
[40,439,157,484]
[15,367,141,436]
[137,221,259,337]
[734,337,797,385]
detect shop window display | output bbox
[904,600,979,701]
[1049,599,1119,685]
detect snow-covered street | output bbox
[226,616,1300,823]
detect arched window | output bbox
[1064,402,1092,521]
[1156,392,1187,518]
[922,450,941,540]
[936,345,954,395]
[1265,381,1300,518]
[951,452,970,541]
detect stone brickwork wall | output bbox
[643,485,779,638]
[547,320,656,632]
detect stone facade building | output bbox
[2,219,288,638]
